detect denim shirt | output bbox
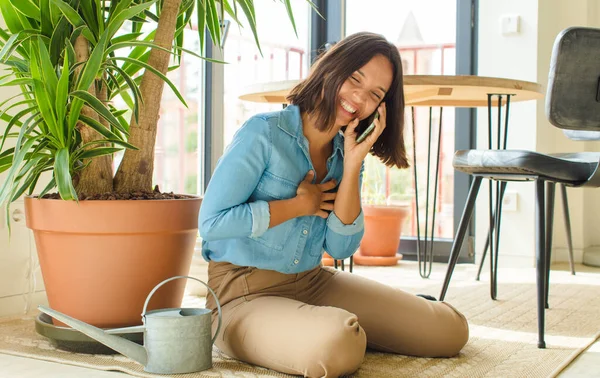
[199,105,365,274]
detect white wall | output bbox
[476,0,600,268]
[475,0,539,267]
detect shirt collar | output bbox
[278,104,345,158]
[333,130,345,158]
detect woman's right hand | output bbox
[295,171,337,218]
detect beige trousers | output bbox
[206,261,469,378]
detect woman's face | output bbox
[335,54,394,126]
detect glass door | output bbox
[345,0,474,262]
[155,27,205,195]
[222,2,311,148]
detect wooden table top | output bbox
[239,80,299,104]
[239,75,544,107]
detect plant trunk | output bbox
[113,0,182,193]
[73,36,114,195]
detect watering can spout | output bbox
[38,305,148,365]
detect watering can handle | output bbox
[142,275,222,345]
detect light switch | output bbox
[500,15,520,35]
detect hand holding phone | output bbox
[356,111,379,143]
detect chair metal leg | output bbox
[560,184,576,275]
[535,180,547,349]
[475,179,506,282]
[476,236,489,281]
[487,180,496,299]
[439,176,483,301]
[478,184,575,291]
[545,182,555,309]
[490,181,508,299]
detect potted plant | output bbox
[0,0,306,328]
[353,155,411,266]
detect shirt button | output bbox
[294,259,299,264]
[302,230,308,235]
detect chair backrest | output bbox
[546,27,600,140]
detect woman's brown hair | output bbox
[287,32,408,169]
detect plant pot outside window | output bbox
[354,203,410,266]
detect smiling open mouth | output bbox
[340,99,357,114]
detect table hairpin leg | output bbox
[332,258,353,273]
[412,106,443,279]
[475,94,513,300]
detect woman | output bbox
[199,32,468,378]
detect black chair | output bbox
[439,27,600,349]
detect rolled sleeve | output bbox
[326,210,364,235]
[324,210,365,260]
[249,200,271,237]
[198,117,272,241]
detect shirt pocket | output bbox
[251,171,298,250]
[255,170,298,200]
[250,171,298,251]
[249,221,294,251]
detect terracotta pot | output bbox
[354,204,410,266]
[25,196,201,328]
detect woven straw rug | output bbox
[1,263,599,378]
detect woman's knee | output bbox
[306,309,367,377]
[387,301,468,358]
[436,302,469,357]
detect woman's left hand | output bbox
[343,102,387,171]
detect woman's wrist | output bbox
[269,196,310,228]
[343,161,362,177]
[290,195,311,217]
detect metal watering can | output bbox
[39,276,222,375]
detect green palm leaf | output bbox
[54,147,77,200]
[109,56,188,108]
[0,0,311,209]
[8,0,41,22]
[50,0,84,28]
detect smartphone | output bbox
[356,111,379,143]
